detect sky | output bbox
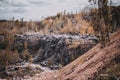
[0,0,119,21]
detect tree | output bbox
[88,0,113,47]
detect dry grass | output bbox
[59,18,94,34]
[0,9,95,35]
[0,21,33,67]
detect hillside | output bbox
[0,12,94,35]
[0,5,120,80]
[0,12,97,79]
[23,29,120,80]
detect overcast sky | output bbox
[0,0,119,21]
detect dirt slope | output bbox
[23,29,120,80]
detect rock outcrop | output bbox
[14,33,98,69]
[23,29,120,80]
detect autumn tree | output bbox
[88,0,119,47]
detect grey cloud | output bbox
[0,0,120,21]
[13,8,27,13]
[11,3,27,7]
[0,0,28,7]
[112,0,120,6]
[0,0,9,7]
[28,0,50,6]
[0,0,8,3]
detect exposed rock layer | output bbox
[23,29,120,80]
[15,33,97,69]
